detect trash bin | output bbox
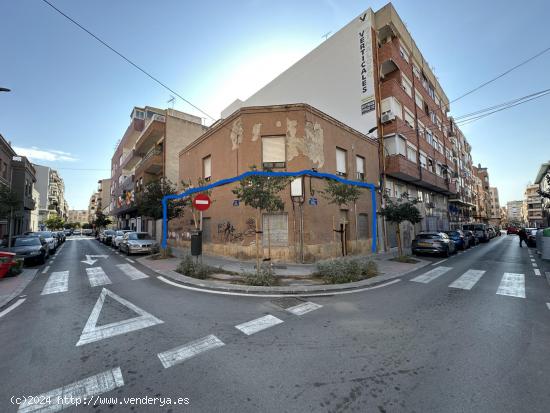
[0,252,17,279]
[191,231,202,256]
[542,228,550,261]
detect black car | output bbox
[412,232,456,257]
[102,230,116,246]
[526,228,538,247]
[463,230,478,247]
[0,236,48,265]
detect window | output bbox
[399,45,410,63]
[336,147,347,176]
[381,96,402,119]
[418,120,425,138]
[401,74,412,98]
[404,108,415,128]
[414,89,424,109]
[356,155,365,180]
[436,116,442,131]
[357,213,370,239]
[436,162,443,176]
[385,179,394,197]
[419,151,427,169]
[427,158,434,173]
[428,83,435,99]
[384,135,406,156]
[134,110,145,119]
[202,155,212,181]
[435,94,441,108]
[262,136,286,168]
[426,129,433,145]
[413,63,421,79]
[417,189,424,201]
[406,144,417,163]
[430,111,436,123]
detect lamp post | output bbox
[0,87,11,93]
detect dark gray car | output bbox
[0,236,48,265]
[412,232,456,257]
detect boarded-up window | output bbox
[262,136,285,168]
[262,213,288,247]
[336,147,347,176]
[357,213,370,239]
[203,155,211,180]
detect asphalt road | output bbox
[0,235,549,413]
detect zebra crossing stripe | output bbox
[157,335,225,369]
[411,266,452,284]
[496,273,525,298]
[86,267,112,287]
[41,271,69,295]
[448,269,485,290]
[534,269,541,276]
[286,301,322,316]
[116,263,149,280]
[235,315,283,335]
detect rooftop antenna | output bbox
[167,95,176,109]
[322,31,332,41]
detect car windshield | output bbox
[36,231,53,237]
[105,230,115,235]
[417,234,441,240]
[14,238,41,246]
[116,231,124,236]
[446,231,460,237]
[128,233,150,240]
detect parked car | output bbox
[412,232,456,257]
[445,230,468,250]
[101,230,116,246]
[82,229,93,236]
[507,226,518,235]
[64,229,72,236]
[56,231,66,243]
[0,236,48,265]
[119,232,159,256]
[487,227,496,239]
[73,229,82,235]
[526,228,538,247]
[463,230,478,247]
[112,230,133,249]
[25,231,57,253]
[462,224,490,243]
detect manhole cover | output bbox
[271,297,306,309]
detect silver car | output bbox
[112,230,133,249]
[119,232,159,256]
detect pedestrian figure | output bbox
[518,228,527,247]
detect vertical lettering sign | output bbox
[358,13,376,116]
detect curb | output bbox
[139,257,432,296]
[0,268,39,310]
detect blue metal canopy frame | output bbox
[162,169,379,252]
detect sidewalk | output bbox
[0,268,39,309]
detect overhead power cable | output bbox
[39,0,215,121]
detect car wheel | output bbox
[443,247,450,258]
[39,254,46,265]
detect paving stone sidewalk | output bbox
[0,268,39,309]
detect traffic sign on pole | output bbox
[192,194,211,211]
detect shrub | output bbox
[176,255,216,280]
[243,264,277,286]
[8,259,24,276]
[316,257,378,284]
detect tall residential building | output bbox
[500,206,508,228]
[110,106,205,233]
[0,134,17,239]
[68,209,89,225]
[88,192,99,223]
[507,200,524,226]
[523,184,544,228]
[534,161,550,226]
[33,164,68,225]
[488,187,501,227]
[11,156,37,234]
[472,164,490,224]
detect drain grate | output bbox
[271,297,306,309]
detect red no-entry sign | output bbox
[192,194,211,211]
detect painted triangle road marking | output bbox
[76,288,163,346]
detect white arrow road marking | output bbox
[17,367,124,413]
[86,267,112,287]
[411,266,453,284]
[235,314,283,335]
[286,301,323,316]
[76,288,163,346]
[496,273,525,298]
[81,255,108,265]
[449,269,486,290]
[157,335,225,369]
[116,263,148,280]
[534,269,541,276]
[41,271,69,295]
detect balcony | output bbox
[378,37,411,79]
[120,174,134,192]
[134,114,166,154]
[120,149,141,171]
[385,154,420,182]
[135,146,163,176]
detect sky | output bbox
[1,0,549,210]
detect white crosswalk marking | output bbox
[41,271,69,295]
[116,263,149,280]
[449,269,486,290]
[86,267,111,287]
[534,269,541,276]
[157,335,225,369]
[411,266,452,284]
[235,315,283,335]
[496,273,525,298]
[286,301,322,315]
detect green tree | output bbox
[379,193,423,257]
[93,211,112,229]
[232,166,291,271]
[321,180,363,256]
[0,184,21,247]
[44,215,65,230]
[538,175,550,225]
[137,177,186,220]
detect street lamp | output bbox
[0,87,11,93]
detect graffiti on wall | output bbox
[217,218,256,243]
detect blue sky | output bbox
[1,0,549,210]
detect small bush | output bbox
[390,255,419,264]
[243,264,277,286]
[8,259,24,276]
[316,257,378,284]
[176,255,216,280]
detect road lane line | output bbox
[496,273,525,298]
[86,267,112,287]
[547,303,550,311]
[431,259,448,266]
[0,298,26,319]
[235,315,283,335]
[449,269,486,290]
[125,258,135,263]
[531,259,535,262]
[410,266,453,284]
[41,265,50,274]
[532,263,538,268]
[41,271,69,295]
[286,301,323,316]
[17,367,124,413]
[116,263,148,280]
[534,269,541,276]
[157,335,225,369]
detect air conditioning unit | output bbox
[381,111,395,124]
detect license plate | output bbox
[418,242,431,247]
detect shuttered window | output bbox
[262,136,286,168]
[357,213,370,239]
[336,147,347,176]
[202,155,211,180]
[262,213,288,247]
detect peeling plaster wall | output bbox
[230,118,243,150]
[251,123,262,142]
[287,119,325,168]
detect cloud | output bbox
[12,146,78,162]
